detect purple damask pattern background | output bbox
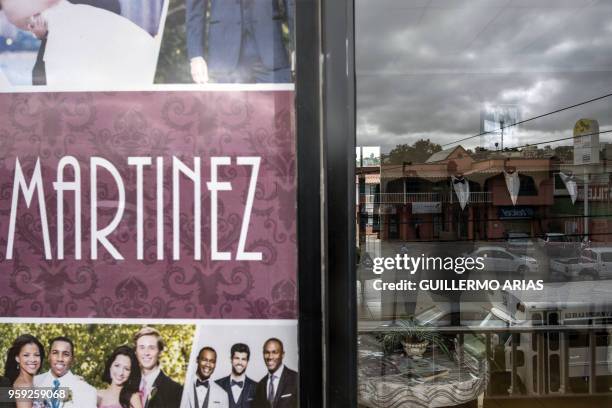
[0,91,297,319]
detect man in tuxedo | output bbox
[186,0,294,84]
[33,336,97,407]
[134,327,183,408]
[253,338,297,408]
[180,347,228,408]
[215,343,257,407]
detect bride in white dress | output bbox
[1,0,157,88]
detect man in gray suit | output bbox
[186,0,294,84]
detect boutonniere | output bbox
[148,386,158,403]
[63,389,74,404]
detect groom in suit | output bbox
[216,343,257,407]
[134,327,183,408]
[253,338,297,408]
[34,336,97,407]
[186,0,294,84]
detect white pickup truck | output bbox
[550,247,612,280]
[496,281,612,396]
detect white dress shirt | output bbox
[141,365,161,402]
[229,374,245,403]
[34,370,97,408]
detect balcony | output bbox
[359,191,492,204]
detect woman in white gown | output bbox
[1,0,157,88]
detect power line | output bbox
[511,129,612,150]
[442,92,612,148]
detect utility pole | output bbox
[500,119,504,151]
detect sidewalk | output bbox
[485,396,612,407]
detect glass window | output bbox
[356,0,612,406]
[601,252,612,262]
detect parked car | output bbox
[537,233,580,257]
[470,246,539,277]
[505,232,535,255]
[550,247,612,280]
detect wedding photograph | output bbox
[155,0,295,85]
[0,0,167,90]
[0,323,194,408]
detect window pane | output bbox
[356,0,612,406]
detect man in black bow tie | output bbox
[215,343,257,407]
[181,347,228,408]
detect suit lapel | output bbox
[273,370,288,406]
[243,380,257,406]
[220,378,236,406]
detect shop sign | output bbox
[498,206,535,219]
[573,118,600,165]
[379,204,397,214]
[578,184,612,201]
[412,202,442,214]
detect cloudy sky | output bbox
[356,0,612,153]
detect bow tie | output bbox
[231,380,244,388]
[196,379,210,388]
[561,173,576,182]
[453,178,466,185]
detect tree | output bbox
[383,139,442,165]
[0,324,195,388]
[553,146,573,162]
[154,0,191,84]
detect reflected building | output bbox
[358,143,612,244]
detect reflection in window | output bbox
[356,0,612,405]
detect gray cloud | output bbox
[356,0,612,153]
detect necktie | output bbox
[140,378,148,407]
[196,379,210,388]
[51,379,60,408]
[231,379,244,388]
[267,374,276,404]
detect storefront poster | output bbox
[0,1,298,406]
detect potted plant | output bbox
[377,317,450,358]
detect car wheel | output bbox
[517,266,528,279]
[579,270,597,281]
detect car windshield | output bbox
[480,312,509,328]
[508,233,529,242]
[548,235,565,242]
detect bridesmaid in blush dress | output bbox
[97,346,143,408]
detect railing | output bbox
[360,191,492,204]
[358,323,612,399]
